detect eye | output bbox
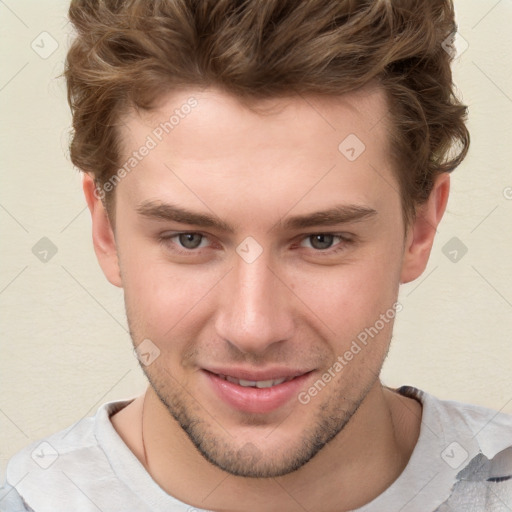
[175,233,205,250]
[158,231,354,258]
[159,232,211,253]
[299,233,352,254]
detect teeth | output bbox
[219,374,289,388]
[255,380,274,388]
[239,379,258,387]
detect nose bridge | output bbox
[215,248,294,354]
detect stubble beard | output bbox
[141,364,378,478]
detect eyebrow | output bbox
[136,200,377,232]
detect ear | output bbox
[82,174,123,287]
[400,173,450,284]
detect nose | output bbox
[214,249,295,355]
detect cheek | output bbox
[293,254,401,335]
[119,222,403,349]
[121,248,222,337]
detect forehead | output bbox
[115,85,397,225]
[123,84,389,155]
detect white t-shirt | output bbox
[2,386,512,511]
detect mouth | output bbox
[213,373,295,388]
[202,368,314,414]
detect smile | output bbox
[214,374,293,388]
[203,369,314,414]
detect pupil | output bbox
[311,234,333,250]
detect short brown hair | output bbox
[65,0,469,224]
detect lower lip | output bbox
[203,370,313,414]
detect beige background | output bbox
[1,0,511,475]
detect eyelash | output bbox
[158,232,354,257]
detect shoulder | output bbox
[6,401,109,478]
[398,385,512,455]
[3,398,135,512]
[398,386,512,511]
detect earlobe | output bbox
[82,174,123,288]
[400,173,450,284]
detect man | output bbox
[2,0,511,511]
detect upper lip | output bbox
[204,367,312,381]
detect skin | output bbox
[83,85,450,512]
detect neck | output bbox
[118,381,421,512]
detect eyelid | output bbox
[159,231,213,250]
[159,231,355,255]
[297,232,352,243]
[296,232,354,253]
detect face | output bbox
[88,86,440,478]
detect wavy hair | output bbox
[65,0,469,224]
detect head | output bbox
[66,0,469,477]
